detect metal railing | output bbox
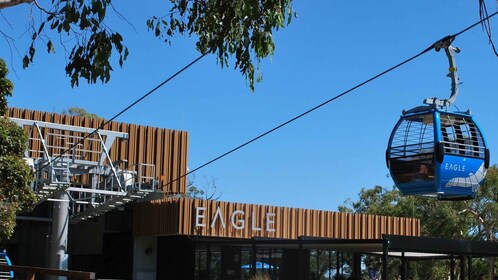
[0,264,95,280]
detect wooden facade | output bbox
[133,198,421,239]
[7,108,189,194]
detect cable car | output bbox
[386,39,490,200]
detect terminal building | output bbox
[3,108,498,280]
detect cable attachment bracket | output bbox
[424,35,460,109]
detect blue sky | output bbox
[1,0,498,211]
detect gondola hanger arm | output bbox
[424,35,460,108]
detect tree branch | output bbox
[0,0,32,9]
[0,29,21,78]
[32,0,55,15]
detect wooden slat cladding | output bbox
[7,108,188,194]
[133,198,421,239]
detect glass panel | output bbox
[194,250,209,279]
[440,114,486,158]
[209,251,222,280]
[389,114,435,184]
[309,249,340,280]
[240,249,252,280]
[390,114,435,159]
[240,248,282,279]
[194,247,221,280]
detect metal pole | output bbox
[251,240,257,278]
[382,240,388,280]
[401,252,407,280]
[298,240,304,280]
[48,193,69,280]
[460,256,466,280]
[467,256,472,280]
[450,256,455,280]
[353,253,361,280]
[336,251,340,280]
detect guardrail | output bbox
[0,264,95,280]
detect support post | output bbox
[353,253,361,280]
[251,240,256,278]
[467,256,472,280]
[450,256,455,280]
[48,193,69,280]
[460,256,466,280]
[401,252,407,280]
[298,239,304,280]
[382,239,388,280]
[336,251,340,280]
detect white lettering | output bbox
[195,207,206,227]
[194,207,276,232]
[251,211,261,231]
[445,163,466,172]
[231,210,245,230]
[266,212,276,232]
[210,206,226,228]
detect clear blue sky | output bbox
[1,0,497,211]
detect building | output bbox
[3,108,498,280]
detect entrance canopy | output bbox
[190,234,498,279]
[191,234,498,258]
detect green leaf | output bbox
[29,46,35,60]
[38,21,46,34]
[50,19,59,30]
[22,56,29,68]
[47,40,55,53]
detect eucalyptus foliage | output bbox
[2,0,295,91]
[339,167,498,279]
[16,0,128,87]
[62,106,103,119]
[147,0,295,91]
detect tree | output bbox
[0,0,295,91]
[461,165,498,279]
[62,106,103,119]
[462,165,498,242]
[183,175,222,200]
[339,185,471,238]
[0,59,36,239]
[339,170,498,279]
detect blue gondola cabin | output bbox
[387,107,489,200]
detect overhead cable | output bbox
[34,53,207,174]
[162,11,498,189]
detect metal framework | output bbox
[10,118,157,223]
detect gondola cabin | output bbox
[386,107,489,200]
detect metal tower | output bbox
[10,117,157,273]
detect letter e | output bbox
[266,212,276,232]
[196,207,206,227]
